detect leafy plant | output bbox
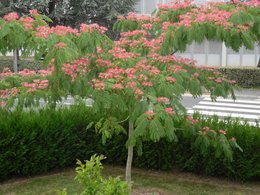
[61,154,128,195]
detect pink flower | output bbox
[142,23,153,30]
[126,82,136,89]
[165,107,175,115]
[219,129,226,135]
[3,12,19,22]
[202,126,210,132]
[112,83,124,90]
[96,46,103,54]
[145,110,156,116]
[0,101,6,109]
[19,16,34,30]
[165,76,176,83]
[54,42,67,48]
[229,80,236,84]
[157,97,170,104]
[215,78,222,83]
[29,9,40,16]
[0,68,14,77]
[134,89,144,96]
[187,116,199,125]
[142,81,153,87]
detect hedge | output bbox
[220,67,260,88]
[0,106,259,182]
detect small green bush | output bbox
[0,107,259,182]
[61,155,128,195]
[220,67,260,88]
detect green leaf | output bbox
[149,118,164,142]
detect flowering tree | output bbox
[114,0,260,54]
[0,10,50,73]
[1,0,255,193]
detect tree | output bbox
[2,0,258,193]
[0,0,138,28]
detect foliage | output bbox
[0,105,98,181]
[114,0,260,54]
[0,2,246,187]
[0,107,258,182]
[0,0,137,29]
[220,67,260,88]
[61,155,128,195]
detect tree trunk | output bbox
[13,49,18,73]
[257,57,260,68]
[126,118,134,193]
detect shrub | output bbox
[61,155,128,195]
[220,67,260,88]
[0,107,259,182]
[0,105,99,180]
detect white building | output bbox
[135,0,260,67]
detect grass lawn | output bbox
[0,166,259,195]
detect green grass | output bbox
[0,166,259,195]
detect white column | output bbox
[221,42,227,67]
[255,43,259,67]
[141,0,145,14]
[205,40,209,66]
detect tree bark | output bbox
[13,49,18,73]
[126,118,134,193]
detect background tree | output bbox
[0,0,138,28]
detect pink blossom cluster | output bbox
[121,30,148,38]
[95,59,111,67]
[165,107,175,115]
[92,79,105,91]
[80,23,107,34]
[0,87,19,108]
[176,7,233,28]
[158,1,192,11]
[22,79,49,92]
[165,76,176,83]
[108,47,139,59]
[19,16,34,30]
[200,126,216,135]
[19,69,36,77]
[38,69,52,77]
[126,12,151,22]
[0,68,14,77]
[145,110,156,118]
[54,42,67,48]
[3,12,19,22]
[186,116,199,125]
[142,23,153,30]
[157,97,170,104]
[168,65,188,74]
[35,25,79,38]
[0,87,19,99]
[29,9,40,16]
[62,58,90,80]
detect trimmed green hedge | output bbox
[0,107,259,182]
[221,67,260,88]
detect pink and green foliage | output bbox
[0,0,252,188]
[0,10,50,56]
[114,0,260,54]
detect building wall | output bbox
[135,0,260,67]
